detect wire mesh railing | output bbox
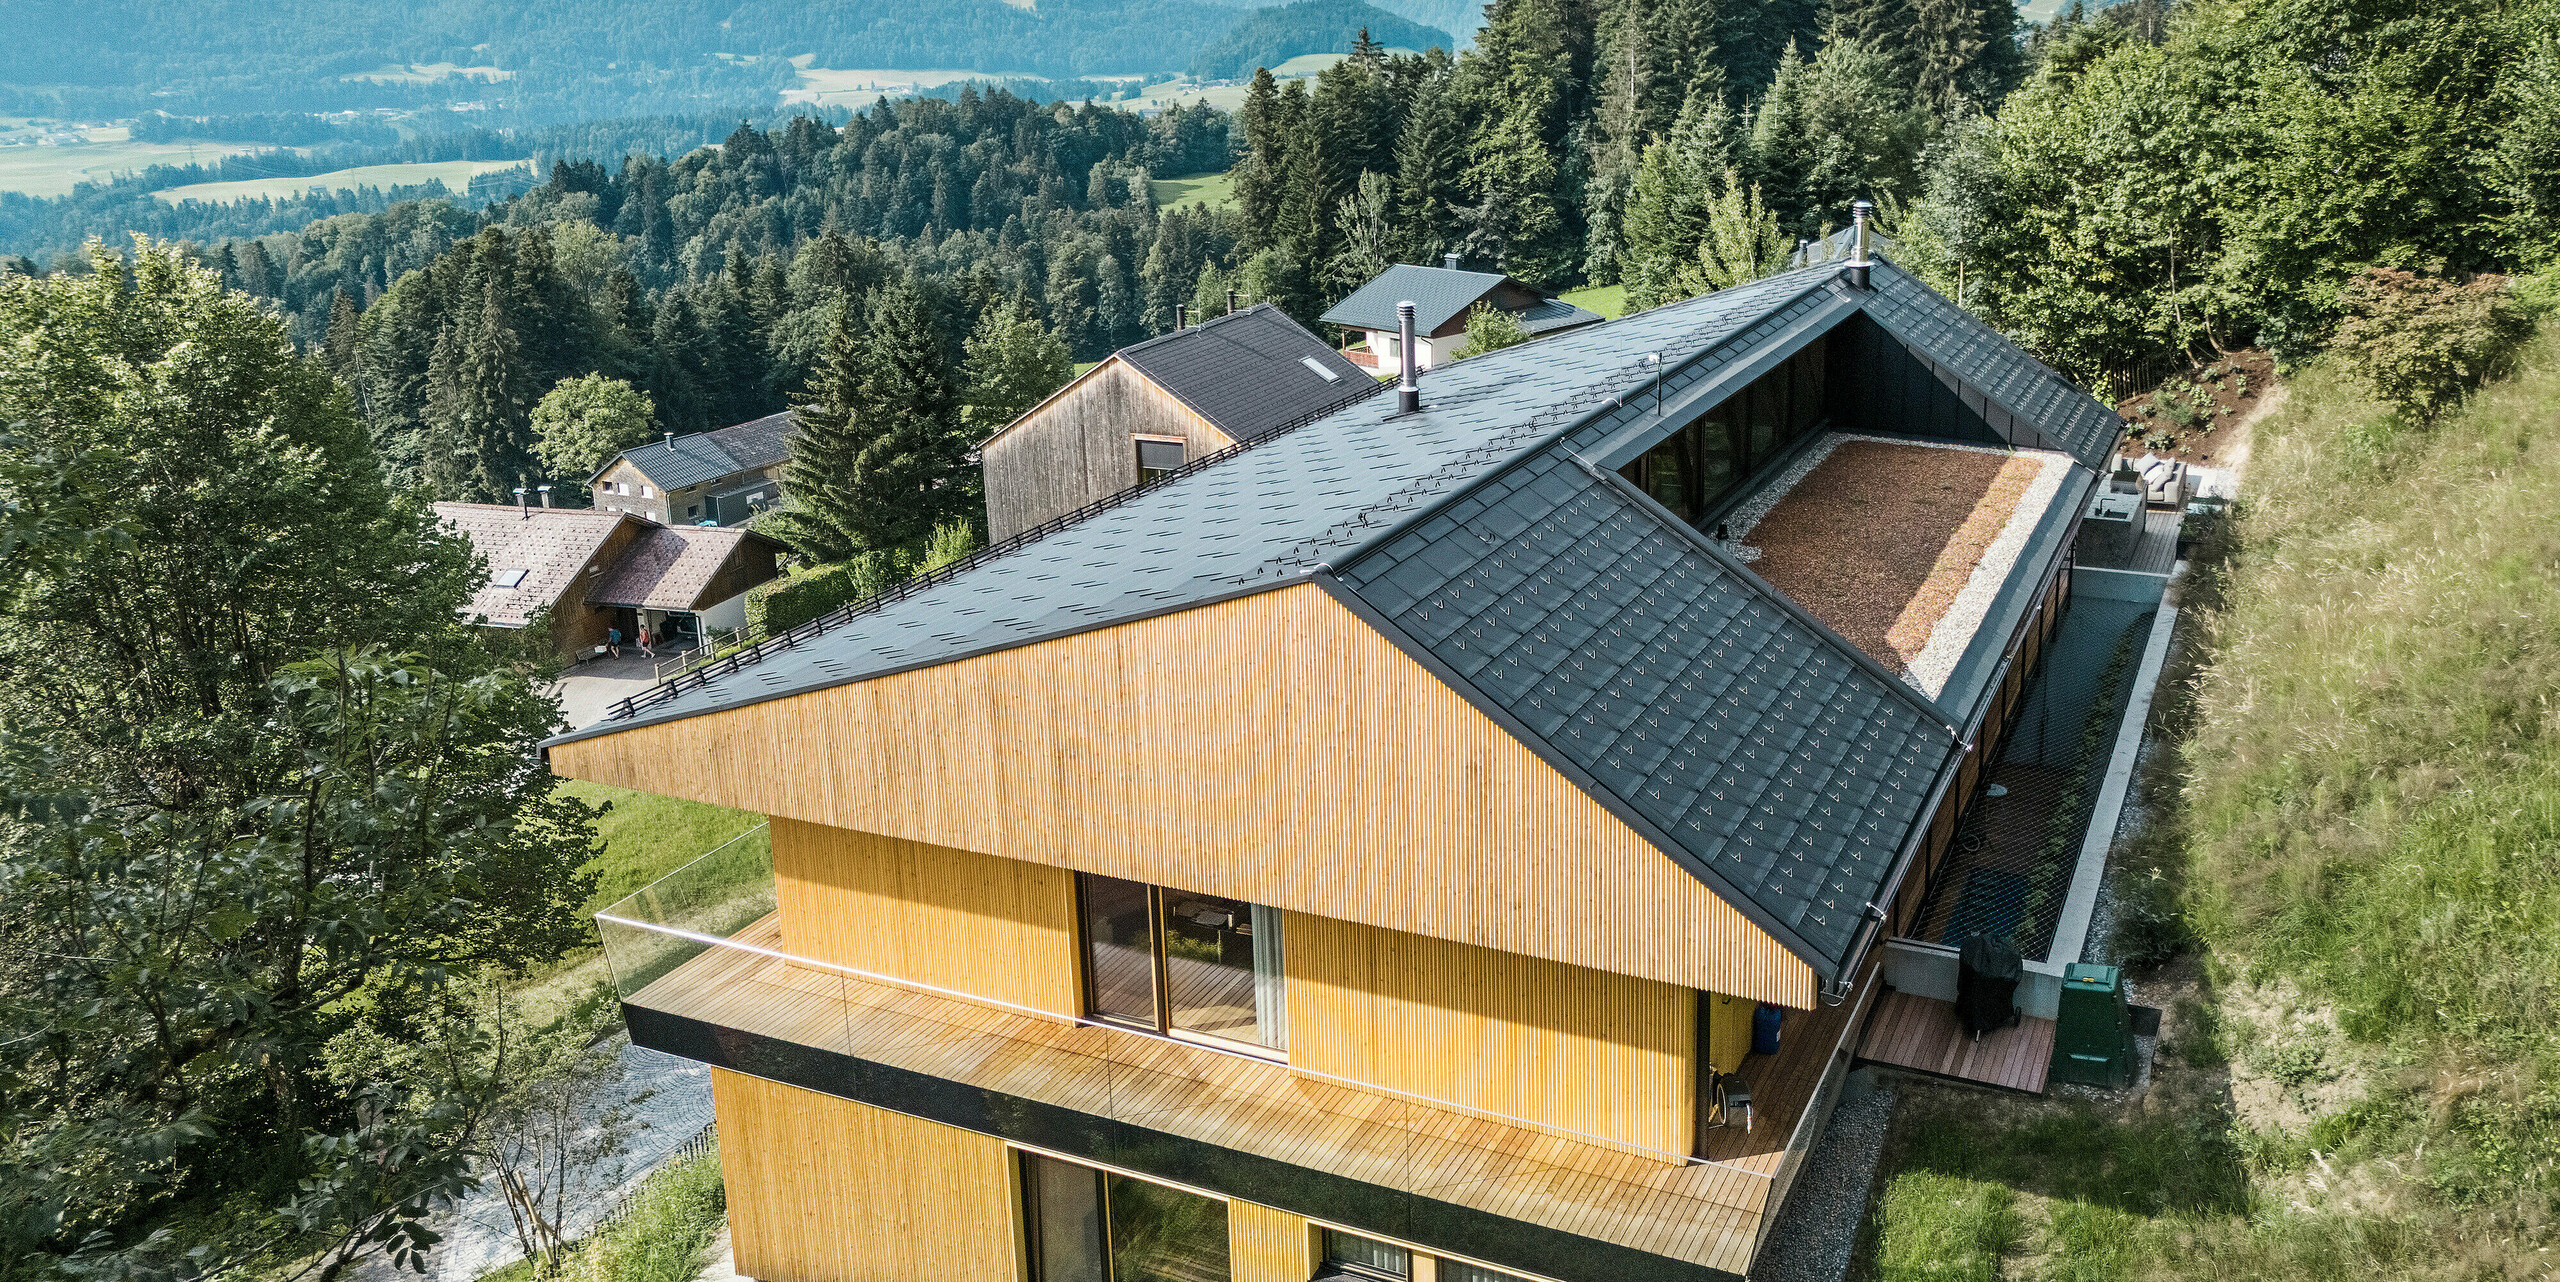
[1909,596,2158,960]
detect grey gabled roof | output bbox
[1321,263,1549,335]
[549,260,2121,981]
[591,410,796,492]
[1116,304,1373,442]
[1862,269,2122,469]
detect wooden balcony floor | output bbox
[632,914,1851,1276]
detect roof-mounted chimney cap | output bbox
[1847,200,1875,289]
[1173,303,1188,331]
[1443,251,1461,270]
[537,484,553,508]
[1395,299,1421,416]
[513,485,529,518]
[1225,287,1238,315]
[665,431,677,451]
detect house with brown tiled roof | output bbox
[434,502,785,658]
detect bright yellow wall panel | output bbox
[770,819,1081,1016]
[1286,910,1696,1153]
[714,1069,1023,1282]
[552,581,1813,1007]
[1229,1199,1314,1282]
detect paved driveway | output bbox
[550,652,668,729]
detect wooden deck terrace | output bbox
[1856,988,2054,1094]
[628,913,1876,1278]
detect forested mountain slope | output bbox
[1,0,1459,118]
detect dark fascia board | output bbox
[1584,286,1867,470]
[1311,569,1846,985]
[539,574,1309,754]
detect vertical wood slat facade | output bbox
[552,582,1814,1008]
[713,1068,1026,1282]
[1285,910,1697,1154]
[772,818,1083,1016]
[757,818,1719,1152]
[1229,1199,1315,1282]
[979,358,1234,542]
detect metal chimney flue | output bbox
[537,484,553,508]
[1225,287,1238,315]
[1174,304,1188,331]
[1847,200,1875,290]
[513,486,529,519]
[1395,299,1421,415]
[1443,251,1461,271]
[665,432,676,451]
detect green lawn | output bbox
[1150,169,1235,211]
[1559,282,1628,320]
[152,158,529,204]
[1855,317,2560,1280]
[560,779,768,915]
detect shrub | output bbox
[1451,303,1532,359]
[2328,267,2531,423]
[743,556,895,635]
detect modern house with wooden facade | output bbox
[547,253,2126,1282]
[979,303,1371,541]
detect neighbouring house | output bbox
[978,302,1371,541]
[436,502,784,657]
[1322,255,1606,377]
[589,408,793,527]
[550,253,2150,1282]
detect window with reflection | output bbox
[1317,1227,1534,1282]
[1618,337,1829,529]
[1022,1153,1232,1282]
[1077,873,1286,1053]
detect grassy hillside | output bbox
[1187,0,1456,80]
[1858,320,2560,1278]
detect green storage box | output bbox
[2049,963,2134,1089]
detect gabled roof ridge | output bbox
[1320,269,1844,579]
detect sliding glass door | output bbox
[1078,874,1286,1054]
[1022,1152,1232,1282]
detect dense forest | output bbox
[1191,0,1458,78]
[1,0,1469,120]
[70,0,2543,521]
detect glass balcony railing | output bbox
[596,837,1810,1279]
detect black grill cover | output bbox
[1957,934,2023,1036]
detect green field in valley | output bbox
[152,157,530,204]
[1150,168,1236,210]
[0,122,274,198]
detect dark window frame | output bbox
[1074,873,1283,1059]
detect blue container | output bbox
[1751,1003,1784,1056]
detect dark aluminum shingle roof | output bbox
[1863,270,2122,469]
[1116,304,1373,442]
[549,260,2118,980]
[1321,263,1603,336]
[594,410,797,492]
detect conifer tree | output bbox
[1233,70,1287,252]
[839,282,970,554]
[1393,63,1468,263]
[771,307,870,564]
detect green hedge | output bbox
[744,563,859,636]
